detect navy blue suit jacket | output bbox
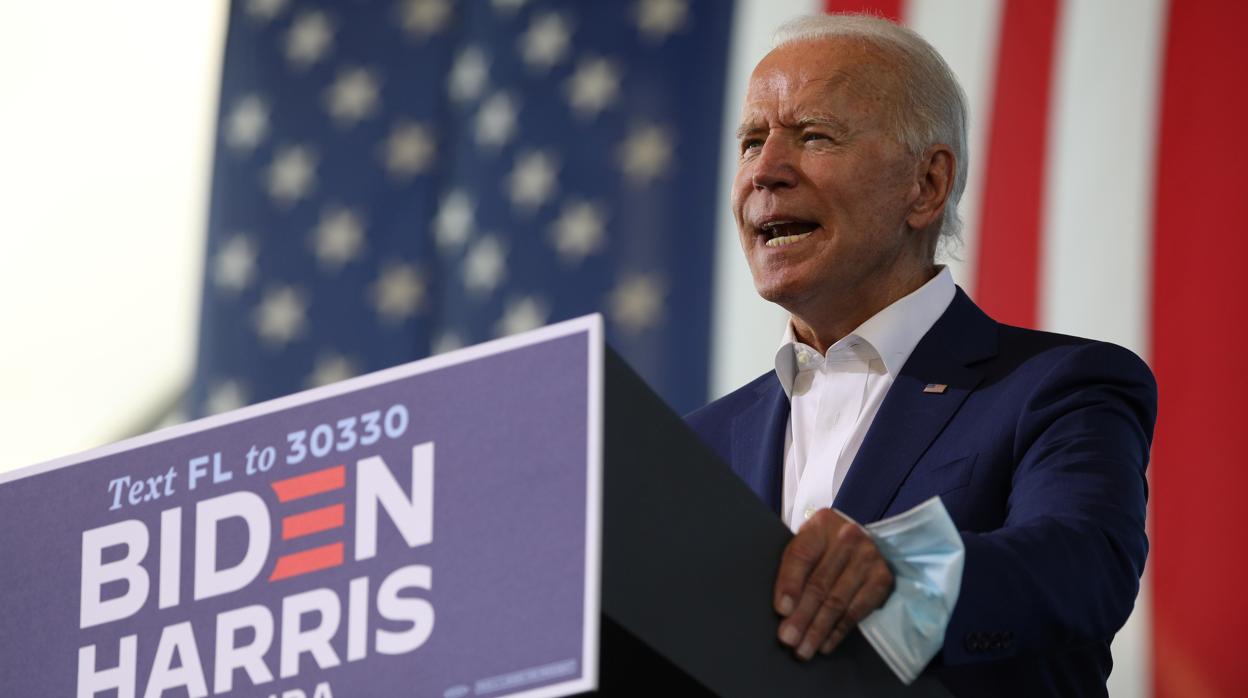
[686,289,1157,697]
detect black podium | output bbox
[590,349,951,697]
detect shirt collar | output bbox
[774,266,956,397]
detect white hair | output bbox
[774,14,969,244]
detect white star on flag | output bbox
[285,10,334,69]
[383,121,436,178]
[431,330,465,355]
[266,145,318,205]
[634,0,689,43]
[475,92,518,149]
[371,263,426,324]
[566,57,622,119]
[312,206,366,270]
[253,286,308,348]
[324,67,381,126]
[463,234,508,296]
[307,352,359,387]
[550,200,607,265]
[206,380,249,415]
[449,46,490,103]
[506,150,559,213]
[214,234,258,292]
[495,295,549,337]
[520,13,572,72]
[434,190,475,253]
[224,95,269,153]
[401,0,453,39]
[618,125,673,186]
[245,0,288,23]
[609,273,666,333]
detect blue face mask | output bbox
[846,496,965,684]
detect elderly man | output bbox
[687,14,1156,697]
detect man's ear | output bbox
[906,145,956,231]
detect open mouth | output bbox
[759,220,819,247]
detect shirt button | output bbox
[804,506,819,520]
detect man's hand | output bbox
[775,508,894,660]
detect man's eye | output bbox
[740,138,763,153]
[802,132,830,143]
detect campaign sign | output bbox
[0,316,602,698]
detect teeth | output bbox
[765,231,813,247]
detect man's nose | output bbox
[751,138,799,190]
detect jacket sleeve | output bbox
[941,341,1157,664]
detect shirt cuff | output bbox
[838,496,964,684]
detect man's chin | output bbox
[752,277,812,313]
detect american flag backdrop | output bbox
[191,0,1248,696]
[192,0,731,418]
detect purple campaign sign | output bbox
[0,316,603,698]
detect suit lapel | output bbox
[731,375,789,515]
[832,290,998,523]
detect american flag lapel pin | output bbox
[923,383,949,394]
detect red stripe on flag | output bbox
[1150,1,1248,695]
[271,464,346,502]
[281,503,346,540]
[269,543,345,581]
[972,0,1060,328]
[823,0,902,21]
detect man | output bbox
[686,14,1156,697]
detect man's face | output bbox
[732,39,921,315]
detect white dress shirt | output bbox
[776,267,956,532]
[773,267,965,683]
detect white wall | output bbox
[0,1,227,471]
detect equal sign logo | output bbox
[269,464,348,581]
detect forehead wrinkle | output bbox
[796,68,890,117]
[741,65,860,122]
[801,71,853,95]
[787,37,903,98]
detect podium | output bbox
[0,317,948,697]
[594,347,949,697]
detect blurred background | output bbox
[1,1,1244,696]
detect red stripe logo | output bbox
[270,465,348,581]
